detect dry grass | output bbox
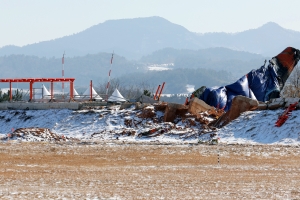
[0,141,300,199]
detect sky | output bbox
[1,0,300,48]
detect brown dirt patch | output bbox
[0,142,299,199]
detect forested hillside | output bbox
[140,47,267,78]
[0,47,266,94]
[0,53,136,87]
[116,68,232,93]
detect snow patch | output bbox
[0,106,299,145]
[147,63,174,71]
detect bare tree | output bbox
[97,78,121,98]
[96,78,155,100]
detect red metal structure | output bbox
[157,82,165,101]
[153,85,161,100]
[0,78,75,101]
[153,82,166,101]
[275,102,298,127]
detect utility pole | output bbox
[106,51,114,100]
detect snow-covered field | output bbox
[0,104,299,145]
[1,105,300,199]
[217,109,300,145]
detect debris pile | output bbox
[87,102,219,142]
[275,101,298,127]
[3,127,78,142]
[0,95,298,144]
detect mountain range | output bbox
[0,47,267,94]
[1,16,300,59]
[0,16,299,96]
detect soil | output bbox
[0,141,299,199]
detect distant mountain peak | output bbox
[1,17,300,59]
[102,16,171,25]
[259,22,283,30]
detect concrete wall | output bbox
[0,102,82,110]
[81,102,108,107]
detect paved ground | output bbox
[0,141,299,199]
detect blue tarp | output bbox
[195,47,300,111]
[198,62,280,111]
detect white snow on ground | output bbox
[0,105,299,145]
[216,109,300,145]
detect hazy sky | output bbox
[1,0,300,48]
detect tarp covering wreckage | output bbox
[194,47,300,111]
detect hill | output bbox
[0,17,201,59]
[0,53,136,88]
[0,47,263,93]
[0,17,300,59]
[140,47,267,78]
[200,22,300,56]
[118,68,232,94]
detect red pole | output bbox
[9,81,12,101]
[157,82,165,100]
[51,81,54,101]
[184,97,189,105]
[30,81,33,101]
[62,52,65,98]
[70,81,74,100]
[90,80,92,101]
[154,85,161,100]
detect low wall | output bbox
[0,102,82,110]
[81,102,108,107]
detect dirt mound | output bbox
[108,104,217,141]
[5,128,78,142]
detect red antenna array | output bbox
[106,52,114,100]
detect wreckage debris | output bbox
[275,102,298,127]
[163,103,188,122]
[193,47,300,111]
[188,97,214,115]
[137,107,155,118]
[2,95,298,143]
[5,94,298,143]
[1,127,78,142]
[211,95,258,128]
[268,98,285,110]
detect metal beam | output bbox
[0,78,75,83]
[70,81,74,100]
[29,81,33,101]
[9,81,12,102]
[51,81,54,101]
